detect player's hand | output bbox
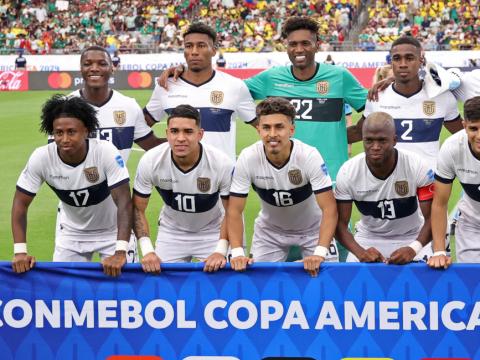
[367,76,394,101]
[12,253,36,273]
[141,252,162,274]
[203,252,227,272]
[356,247,385,263]
[102,251,127,277]
[427,254,452,269]
[303,255,325,277]
[230,256,253,272]
[157,65,184,89]
[386,246,416,265]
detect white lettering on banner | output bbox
[0,299,479,331]
[0,71,24,90]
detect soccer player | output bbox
[132,105,234,273]
[349,36,462,171]
[429,97,480,268]
[227,97,338,276]
[144,23,256,162]
[335,112,435,264]
[12,95,132,276]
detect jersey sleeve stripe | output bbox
[336,198,353,203]
[354,105,365,112]
[313,186,333,194]
[434,174,454,184]
[245,117,257,124]
[16,185,36,197]
[143,107,159,123]
[220,194,230,199]
[229,192,248,198]
[133,188,151,198]
[134,130,155,144]
[108,177,130,191]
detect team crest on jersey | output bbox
[113,111,126,126]
[288,169,303,185]
[423,101,436,116]
[83,167,99,183]
[197,177,211,192]
[394,180,409,196]
[316,81,329,95]
[210,91,224,105]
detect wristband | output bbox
[115,240,129,252]
[313,245,328,258]
[231,247,245,258]
[214,239,229,257]
[433,250,447,257]
[408,240,423,255]
[139,236,155,256]
[14,243,27,254]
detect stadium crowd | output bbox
[0,0,358,54]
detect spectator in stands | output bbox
[216,51,226,68]
[14,49,26,69]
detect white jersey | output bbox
[133,142,234,233]
[230,139,333,234]
[145,70,256,161]
[70,89,153,163]
[16,139,129,237]
[335,149,434,239]
[452,69,480,102]
[364,83,460,169]
[435,130,480,228]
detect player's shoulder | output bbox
[110,89,141,107]
[213,70,247,88]
[442,129,466,150]
[238,140,263,159]
[292,139,324,159]
[339,152,365,173]
[397,148,429,169]
[142,142,170,159]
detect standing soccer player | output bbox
[132,105,234,273]
[227,97,338,276]
[12,95,132,276]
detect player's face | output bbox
[285,29,319,70]
[257,114,295,156]
[52,117,89,159]
[464,120,480,157]
[167,117,204,158]
[184,33,216,72]
[80,50,113,88]
[363,127,396,167]
[390,44,422,84]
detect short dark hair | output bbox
[464,96,480,122]
[40,94,99,134]
[183,23,217,44]
[80,45,112,63]
[281,16,319,40]
[256,97,296,123]
[390,36,422,52]
[167,104,201,127]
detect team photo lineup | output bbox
[4,2,480,279]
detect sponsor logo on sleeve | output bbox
[115,155,125,168]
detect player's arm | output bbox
[11,190,36,273]
[428,180,453,269]
[367,76,395,101]
[443,116,463,134]
[102,182,132,277]
[135,133,166,150]
[204,197,229,273]
[335,200,384,263]
[347,115,365,144]
[227,195,252,271]
[157,65,185,90]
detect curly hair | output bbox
[281,16,319,40]
[256,97,296,123]
[183,22,217,44]
[464,96,480,122]
[167,104,201,127]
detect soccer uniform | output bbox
[335,149,435,261]
[364,84,460,170]
[144,71,256,161]
[435,130,480,263]
[133,143,234,262]
[245,63,367,182]
[16,139,129,261]
[452,69,480,102]
[230,139,338,262]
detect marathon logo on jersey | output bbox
[83,167,100,183]
[394,180,409,196]
[113,110,126,126]
[423,101,436,116]
[197,177,211,192]
[210,91,224,105]
[288,169,303,185]
[316,81,329,95]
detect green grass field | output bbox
[0,90,463,261]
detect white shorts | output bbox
[455,217,480,263]
[155,227,219,263]
[250,222,339,262]
[346,235,433,262]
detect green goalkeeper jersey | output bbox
[245,63,367,182]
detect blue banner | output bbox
[0,262,479,360]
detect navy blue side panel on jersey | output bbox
[90,127,135,150]
[165,107,234,133]
[252,183,313,207]
[156,188,220,213]
[48,180,110,207]
[280,97,343,122]
[460,182,480,202]
[394,118,443,143]
[355,196,418,219]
